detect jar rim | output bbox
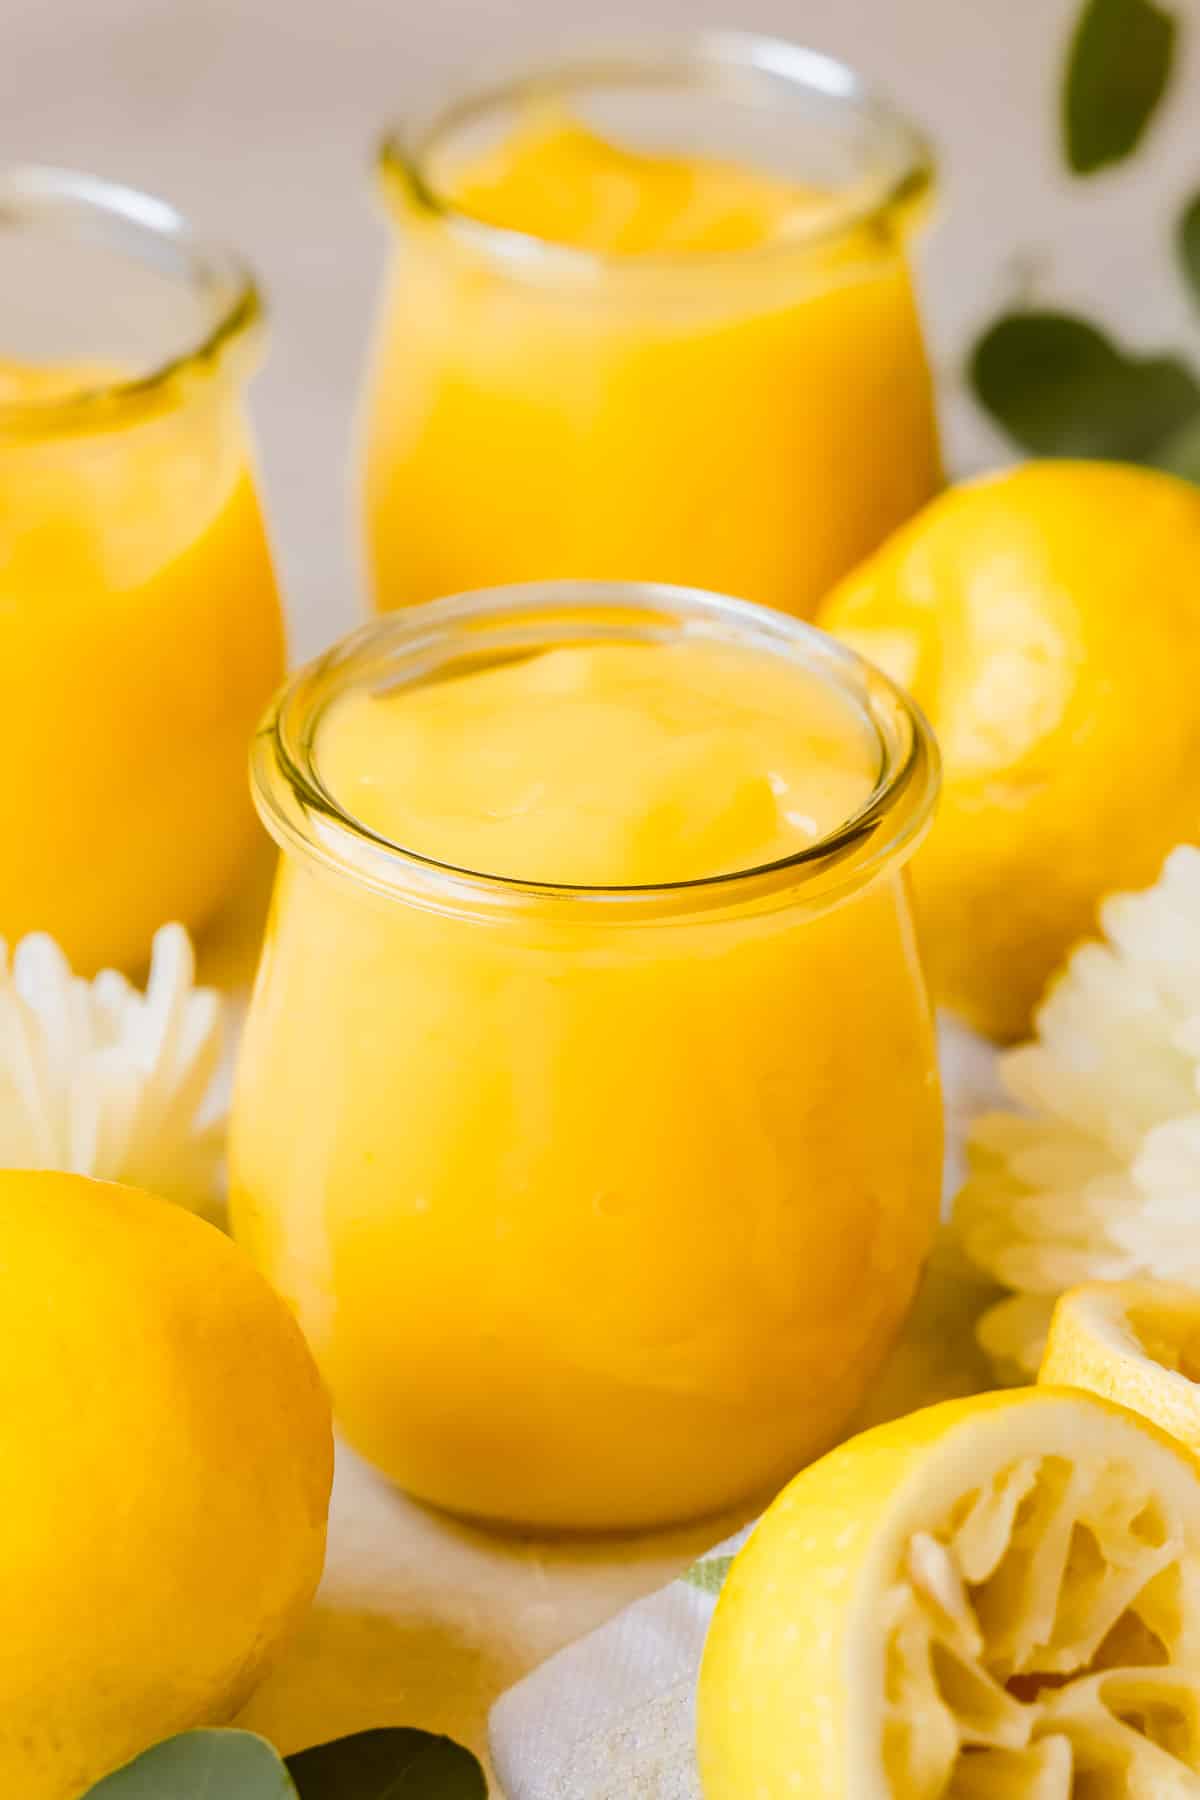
[377,30,934,281]
[0,164,262,436]
[254,581,940,924]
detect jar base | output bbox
[337,1423,850,1540]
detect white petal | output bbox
[0,925,226,1216]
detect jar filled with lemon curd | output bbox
[0,167,285,972]
[231,582,942,1531]
[361,34,941,619]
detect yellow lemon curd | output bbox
[363,98,940,617]
[231,587,942,1529]
[0,359,285,971]
[318,641,880,884]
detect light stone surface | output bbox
[7,0,1199,1788]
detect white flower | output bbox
[952,845,1200,1381]
[0,923,226,1217]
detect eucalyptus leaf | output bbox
[683,1555,735,1596]
[84,1730,296,1798]
[1063,0,1177,174]
[970,311,1200,465]
[1179,192,1200,310]
[287,1728,487,1799]
[1152,411,1200,481]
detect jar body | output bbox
[0,382,285,970]
[231,852,940,1529]
[362,214,940,619]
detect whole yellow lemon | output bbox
[0,1172,333,1799]
[819,461,1200,1039]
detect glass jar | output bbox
[0,166,286,972]
[231,581,942,1531]
[361,32,940,619]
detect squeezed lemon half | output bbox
[697,1387,1200,1797]
[1041,1281,1200,1462]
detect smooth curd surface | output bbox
[0,359,285,970]
[362,116,940,616]
[232,631,940,1529]
[451,114,814,253]
[316,640,878,885]
[0,359,119,404]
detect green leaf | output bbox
[85,1730,296,1798]
[970,311,1200,465]
[1063,0,1177,174]
[1179,191,1200,310]
[683,1555,736,1596]
[1152,410,1200,481]
[287,1728,487,1799]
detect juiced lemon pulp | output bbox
[699,1389,1200,1798]
[316,640,878,885]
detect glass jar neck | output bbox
[0,165,262,441]
[254,581,940,926]
[379,31,933,281]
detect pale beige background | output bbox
[6,1,1199,1787]
[8,0,1200,660]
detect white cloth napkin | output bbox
[489,1023,1000,1797]
[489,1533,747,1799]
